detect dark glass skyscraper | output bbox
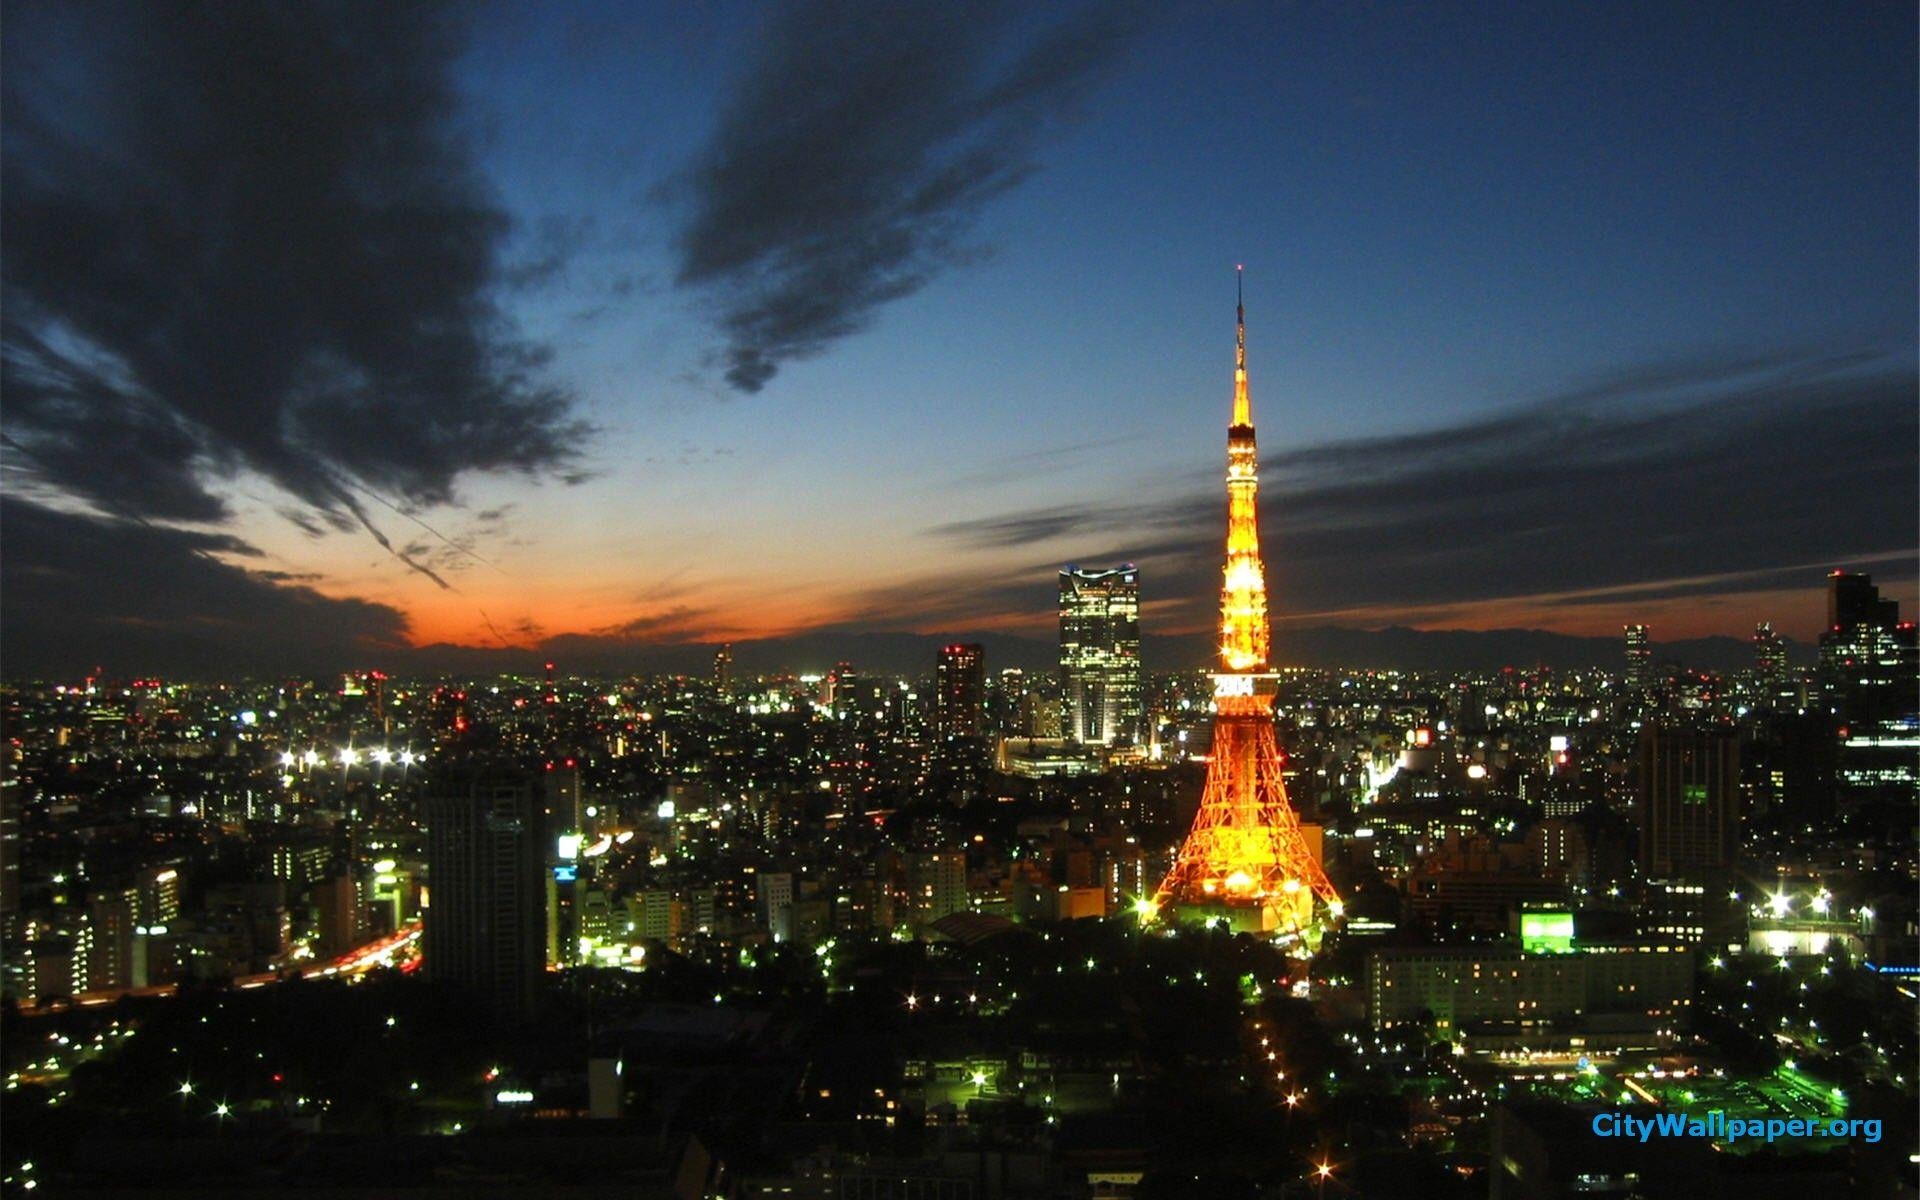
[424,761,547,1021]
[1636,725,1740,878]
[1059,566,1142,746]
[1751,622,1787,685]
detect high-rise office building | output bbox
[1623,624,1651,692]
[1818,571,1918,808]
[313,873,363,959]
[906,851,968,926]
[934,643,986,740]
[83,888,137,993]
[0,774,20,918]
[1059,566,1142,746]
[1751,622,1789,695]
[1828,571,1897,630]
[1636,725,1740,878]
[423,762,546,1021]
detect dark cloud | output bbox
[670,0,1137,392]
[922,351,1919,628]
[1,1,586,529]
[931,506,1117,549]
[584,606,719,643]
[1,498,410,678]
[1265,357,1916,616]
[941,434,1148,491]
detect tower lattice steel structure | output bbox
[1154,271,1341,935]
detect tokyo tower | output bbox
[1152,270,1341,937]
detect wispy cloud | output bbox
[667,0,1138,392]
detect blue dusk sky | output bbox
[2,1,1914,674]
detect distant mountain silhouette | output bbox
[15,621,1809,683]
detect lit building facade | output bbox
[1818,571,1918,808]
[1623,624,1651,692]
[1059,567,1142,746]
[1367,944,1694,1043]
[1751,621,1789,694]
[934,643,986,741]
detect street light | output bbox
[1313,1160,1335,1199]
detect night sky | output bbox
[3,1,1914,675]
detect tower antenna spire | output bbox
[1235,265,1245,366]
[1231,266,1250,426]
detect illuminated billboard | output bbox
[1520,910,1575,954]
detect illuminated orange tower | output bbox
[1154,270,1340,937]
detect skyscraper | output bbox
[1828,571,1896,630]
[1156,271,1339,937]
[1752,622,1787,688]
[1818,571,1919,812]
[1623,624,1651,692]
[0,774,20,918]
[1636,725,1740,878]
[424,762,546,1020]
[1059,566,1142,746]
[934,643,986,740]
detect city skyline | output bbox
[2,3,1915,678]
[3,7,1914,1193]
